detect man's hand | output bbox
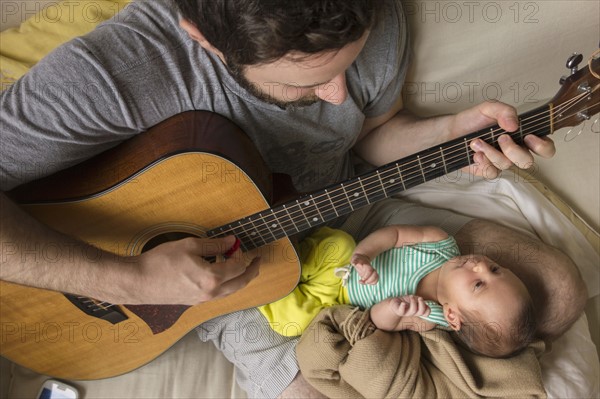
[132,235,260,305]
[449,101,556,178]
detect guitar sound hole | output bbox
[141,232,200,252]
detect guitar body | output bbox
[1,112,300,379]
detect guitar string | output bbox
[212,95,598,247]
[226,102,595,250]
[241,97,592,235]
[206,93,596,246]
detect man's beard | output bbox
[229,67,320,110]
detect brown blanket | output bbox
[296,305,546,398]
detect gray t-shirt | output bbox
[0,0,409,193]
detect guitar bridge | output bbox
[64,294,128,324]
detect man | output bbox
[0,0,586,397]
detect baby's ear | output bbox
[443,305,462,331]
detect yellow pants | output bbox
[258,227,354,336]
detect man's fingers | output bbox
[199,256,261,302]
[451,101,518,136]
[479,101,519,133]
[470,138,513,171]
[468,133,536,177]
[497,134,535,168]
[185,235,238,257]
[452,101,558,178]
[463,152,500,180]
[524,135,556,158]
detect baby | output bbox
[258,224,536,358]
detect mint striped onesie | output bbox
[347,236,460,327]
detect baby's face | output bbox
[438,254,528,326]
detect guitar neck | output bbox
[209,104,553,251]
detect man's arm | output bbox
[0,192,260,305]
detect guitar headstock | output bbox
[550,51,600,132]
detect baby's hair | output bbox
[457,297,537,358]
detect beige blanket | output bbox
[297,305,547,398]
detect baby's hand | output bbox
[351,253,379,285]
[389,295,431,318]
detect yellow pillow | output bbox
[0,0,130,88]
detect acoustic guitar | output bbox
[1,54,598,380]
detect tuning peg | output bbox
[560,53,584,85]
[566,53,583,72]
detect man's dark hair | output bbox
[172,0,379,70]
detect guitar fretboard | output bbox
[208,105,552,251]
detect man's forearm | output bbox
[0,192,133,302]
[354,109,454,166]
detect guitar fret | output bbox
[490,129,498,145]
[518,117,524,143]
[233,220,253,251]
[289,202,312,232]
[367,172,388,203]
[464,138,472,166]
[396,163,407,190]
[379,167,401,197]
[375,170,387,197]
[275,207,301,236]
[257,213,279,242]
[403,173,424,190]
[281,205,300,234]
[347,179,369,209]
[548,104,554,134]
[312,195,324,221]
[324,189,340,217]
[270,209,288,239]
[357,177,370,204]
[420,153,447,182]
[248,217,267,247]
[297,198,322,227]
[417,156,426,183]
[341,183,355,211]
[440,147,449,175]
[311,194,335,224]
